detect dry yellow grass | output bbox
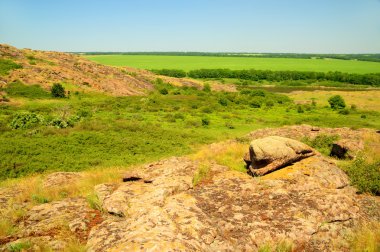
[288,90,380,111]
[0,166,126,205]
[348,222,380,252]
[190,140,247,172]
[362,131,380,162]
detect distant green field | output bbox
[84,55,380,74]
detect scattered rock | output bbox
[247,136,315,176]
[311,126,320,131]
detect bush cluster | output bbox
[328,95,346,110]
[10,112,84,130]
[344,156,380,195]
[151,69,187,78]
[51,83,66,98]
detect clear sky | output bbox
[0,0,379,53]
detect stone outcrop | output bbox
[1,126,379,251]
[247,136,315,176]
[0,44,209,97]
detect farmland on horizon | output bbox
[85,54,380,74]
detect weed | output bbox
[86,193,102,211]
[8,241,32,252]
[192,163,210,186]
[32,194,50,204]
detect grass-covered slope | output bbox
[0,44,153,96]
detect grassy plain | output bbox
[85,55,380,74]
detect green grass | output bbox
[3,81,51,99]
[84,55,380,74]
[0,58,22,76]
[1,82,379,180]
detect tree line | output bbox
[151,68,380,86]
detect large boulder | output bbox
[247,136,315,176]
[330,139,364,159]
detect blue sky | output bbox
[0,0,379,53]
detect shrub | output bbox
[343,156,380,195]
[203,83,211,92]
[339,108,350,115]
[328,95,346,109]
[297,105,304,113]
[251,89,266,97]
[10,113,43,129]
[201,118,210,126]
[49,118,70,128]
[51,83,65,98]
[361,114,367,119]
[219,98,228,106]
[250,100,261,108]
[159,88,168,95]
[351,104,357,111]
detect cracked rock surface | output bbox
[86,155,373,251]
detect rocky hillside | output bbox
[0,44,217,96]
[0,125,378,251]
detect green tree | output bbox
[328,95,346,109]
[51,83,65,98]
